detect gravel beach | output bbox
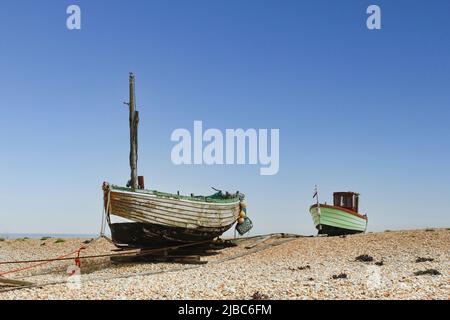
[0,228,448,300]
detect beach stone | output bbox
[0,229,448,300]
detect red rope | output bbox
[0,246,86,277]
[74,247,85,268]
[0,238,214,277]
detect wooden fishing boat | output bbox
[103,184,242,247]
[309,190,368,236]
[101,73,244,248]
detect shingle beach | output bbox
[0,229,448,300]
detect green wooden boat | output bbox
[309,191,368,236]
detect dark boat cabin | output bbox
[333,192,359,213]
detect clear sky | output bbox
[0,0,449,235]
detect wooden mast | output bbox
[128,72,139,189]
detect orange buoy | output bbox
[240,201,246,208]
[239,211,246,218]
[238,217,245,224]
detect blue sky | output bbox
[0,0,449,235]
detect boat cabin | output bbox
[333,192,359,213]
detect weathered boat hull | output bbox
[109,222,230,248]
[104,185,241,247]
[309,204,368,236]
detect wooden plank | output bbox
[111,210,223,230]
[245,235,278,249]
[110,207,236,230]
[110,198,238,221]
[110,239,238,265]
[110,253,206,265]
[110,205,237,229]
[110,196,239,219]
[171,256,206,265]
[168,249,218,256]
[111,191,240,211]
[111,198,238,220]
[0,277,34,287]
[111,201,237,225]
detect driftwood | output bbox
[110,251,206,265]
[110,239,235,265]
[0,277,34,287]
[245,234,277,249]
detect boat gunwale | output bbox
[109,192,239,212]
[109,185,241,205]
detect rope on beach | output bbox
[0,233,302,266]
[0,237,215,282]
[0,236,103,276]
[0,236,299,293]
[0,239,217,268]
[0,248,84,277]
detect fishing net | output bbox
[236,216,253,235]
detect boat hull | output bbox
[309,204,367,236]
[104,185,241,247]
[109,222,229,248]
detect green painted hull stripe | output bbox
[321,211,366,226]
[310,207,367,231]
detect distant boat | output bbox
[101,73,246,248]
[309,189,368,236]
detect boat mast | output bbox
[128,72,139,189]
[314,185,320,206]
